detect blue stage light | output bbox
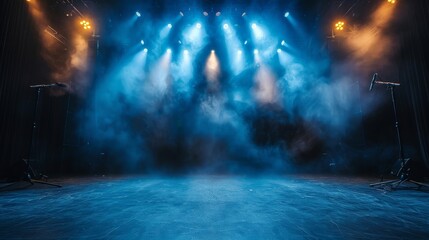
[136,11,141,17]
[281,40,286,46]
[143,48,148,53]
[167,23,172,29]
[254,49,259,54]
[223,24,229,30]
[277,49,281,53]
[251,23,264,40]
[284,12,290,18]
[184,49,189,55]
[237,50,242,55]
[167,48,172,53]
[196,23,202,29]
[140,40,145,45]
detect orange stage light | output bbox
[335,21,345,31]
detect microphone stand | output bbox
[23,84,64,188]
[369,79,429,190]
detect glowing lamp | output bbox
[80,20,91,30]
[335,21,345,31]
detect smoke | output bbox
[344,3,397,74]
[204,52,221,91]
[76,2,399,174]
[253,65,280,105]
[27,1,90,95]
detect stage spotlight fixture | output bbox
[281,40,286,46]
[203,11,209,16]
[251,23,257,29]
[178,40,182,44]
[167,23,172,28]
[244,40,248,45]
[184,49,189,55]
[211,50,215,53]
[237,50,242,55]
[284,12,290,18]
[196,23,202,29]
[216,12,221,17]
[167,48,172,53]
[335,21,345,31]
[179,11,184,16]
[80,20,91,30]
[254,49,259,54]
[223,24,229,30]
[143,48,148,53]
[387,0,396,3]
[277,49,281,53]
[136,11,141,17]
[242,12,246,17]
[140,40,145,45]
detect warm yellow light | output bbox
[387,0,396,4]
[335,21,345,31]
[80,20,91,30]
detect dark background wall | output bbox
[0,0,68,177]
[1,0,428,177]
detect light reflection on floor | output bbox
[0,176,428,239]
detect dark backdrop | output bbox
[1,0,428,177]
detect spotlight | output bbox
[284,12,290,18]
[223,24,229,30]
[80,20,91,30]
[335,21,345,31]
[244,40,248,45]
[143,48,148,53]
[211,50,215,53]
[184,49,189,55]
[167,23,172,28]
[216,12,221,17]
[277,49,281,53]
[203,11,209,16]
[387,0,396,3]
[167,48,172,53]
[196,23,202,29]
[237,50,242,55]
[136,11,141,17]
[251,23,264,40]
[179,11,184,16]
[140,40,145,45]
[242,12,246,17]
[254,49,259,54]
[281,40,286,46]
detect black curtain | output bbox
[399,1,429,169]
[0,0,68,178]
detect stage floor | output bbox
[0,176,428,239]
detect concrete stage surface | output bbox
[0,176,428,239]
